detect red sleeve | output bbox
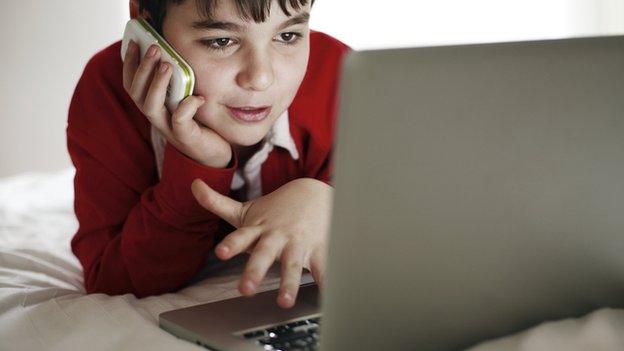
[67,42,236,297]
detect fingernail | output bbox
[159,62,168,73]
[128,40,136,54]
[243,280,256,294]
[147,45,157,57]
[217,244,229,256]
[282,292,293,303]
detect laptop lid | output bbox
[320,35,624,350]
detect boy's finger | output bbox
[130,44,161,105]
[309,249,326,290]
[191,179,243,228]
[142,62,172,129]
[239,235,287,297]
[122,40,139,93]
[215,226,262,260]
[277,244,305,309]
[170,96,205,143]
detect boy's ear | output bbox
[129,0,153,20]
[129,0,139,18]
[139,9,153,20]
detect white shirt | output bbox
[151,110,300,201]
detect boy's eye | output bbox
[201,37,235,51]
[200,32,303,52]
[275,32,303,45]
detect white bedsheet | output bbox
[0,168,623,351]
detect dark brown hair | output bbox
[139,0,313,34]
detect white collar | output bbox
[230,110,299,193]
[265,109,299,161]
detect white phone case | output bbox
[120,18,195,112]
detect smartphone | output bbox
[120,18,195,113]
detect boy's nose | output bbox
[236,50,275,92]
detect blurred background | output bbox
[1,0,623,177]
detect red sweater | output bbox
[67,31,350,297]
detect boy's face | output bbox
[162,0,311,147]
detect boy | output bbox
[67,0,350,309]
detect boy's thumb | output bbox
[191,179,242,227]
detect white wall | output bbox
[309,0,624,50]
[0,0,127,177]
[1,0,623,177]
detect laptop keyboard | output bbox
[241,316,321,351]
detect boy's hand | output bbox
[122,40,232,168]
[191,178,333,309]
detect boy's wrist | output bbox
[155,142,237,221]
[195,148,233,169]
[174,141,232,169]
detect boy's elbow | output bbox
[82,267,155,299]
[82,266,191,298]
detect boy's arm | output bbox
[67,51,236,298]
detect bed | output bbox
[1,167,623,350]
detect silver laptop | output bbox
[159,35,624,351]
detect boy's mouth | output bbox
[226,105,272,123]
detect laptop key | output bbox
[293,339,309,347]
[308,317,320,324]
[258,331,310,347]
[243,330,265,339]
[244,317,321,350]
[286,322,301,328]
[267,325,292,336]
